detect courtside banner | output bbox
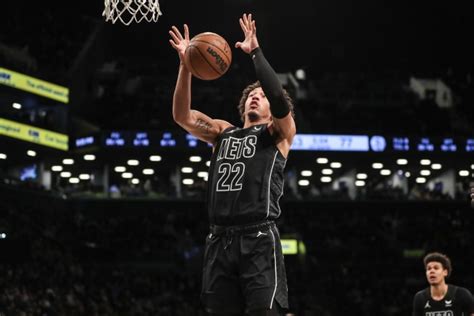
[0,67,69,103]
[0,118,68,151]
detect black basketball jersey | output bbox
[207,123,286,225]
[413,285,474,316]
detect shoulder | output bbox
[414,288,429,303]
[454,285,474,301]
[413,289,428,315]
[414,289,427,298]
[208,120,235,148]
[214,119,234,134]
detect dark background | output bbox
[1,1,474,315]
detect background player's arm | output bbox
[470,186,474,207]
[412,292,424,316]
[457,287,474,315]
[170,25,232,145]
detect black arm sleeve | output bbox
[251,47,290,119]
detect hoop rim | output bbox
[103,0,163,26]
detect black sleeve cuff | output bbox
[250,47,290,119]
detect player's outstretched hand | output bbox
[169,24,190,64]
[235,13,259,54]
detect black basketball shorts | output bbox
[201,221,288,314]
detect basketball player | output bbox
[412,252,474,316]
[470,186,474,206]
[169,13,296,316]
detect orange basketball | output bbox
[184,32,232,80]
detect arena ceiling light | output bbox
[372,163,383,169]
[396,159,408,165]
[69,178,80,184]
[321,176,332,183]
[150,155,162,162]
[51,165,63,172]
[405,172,411,178]
[182,179,194,185]
[356,173,367,180]
[131,178,140,184]
[63,159,74,165]
[316,157,328,164]
[206,161,211,167]
[127,159,139,166]
[380,169,391,176]
[114,166,126,172]
[122,172,133,179]
[330,162,342,168]
[298,179,310,186]
[458,170,470,177]
[197,171,209,178]
[189,156,202,162]
[355,180,365,187]
[12,102,22,109]
[181,167,193,173]
[84,154,96,161]
[420,170,431,176]
[79,174,91,180]
[27,150,36,157]
[142,169,154,175]
[60,171,72,178]
[0,153,7,159]
[416,177,426,183]
[420,159,431,165]
[295,69,306,80]
[300,170,313,177]
[322,169,333,175]
[431,163,442,170]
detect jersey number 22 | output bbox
[216,162,245,191]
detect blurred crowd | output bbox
[1,185,473,315]
[1,4,473,316]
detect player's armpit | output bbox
[268,114,296,158]
[272,113,296,142]
[176,109,232,145]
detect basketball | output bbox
[184,32,232,80]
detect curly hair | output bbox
[237,81,295,123]
[423,252,452,277]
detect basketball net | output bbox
[103,0,162,26]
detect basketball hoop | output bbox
[103,0,162,26]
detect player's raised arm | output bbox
[235,13,296,147]
[169,24,231,145]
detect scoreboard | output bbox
[74,131,474,153]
